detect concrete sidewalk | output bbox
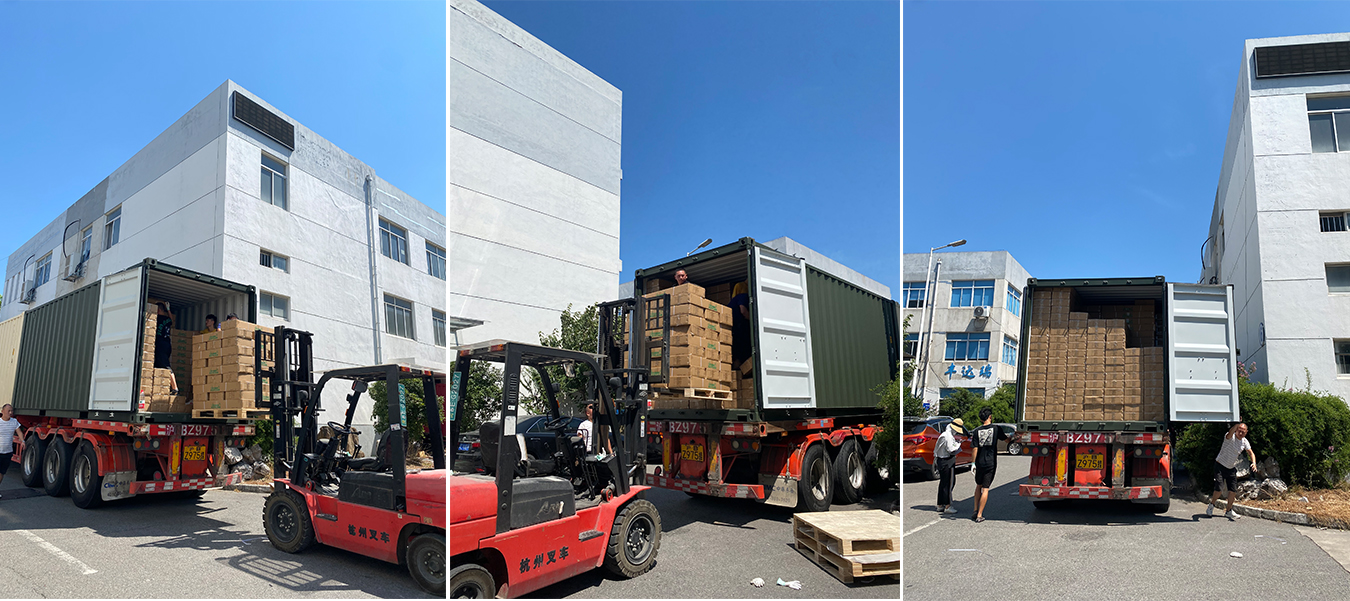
[1299,526,1350,574]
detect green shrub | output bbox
[957,384,1015,428]
[873,362,901,476]
[1177,378,1350,492]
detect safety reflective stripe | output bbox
[134,478,215,494]
[1020,484,1163,500]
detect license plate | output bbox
[680,443,704,463]
[183,445,206,462]
[458,443,471,452]
[1076,454,1103,470]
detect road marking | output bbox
[15,530,98,575]
[904,517,941,537]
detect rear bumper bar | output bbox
[650,474,765,500]
[131,472,243,494]
[1020,484,1164,500]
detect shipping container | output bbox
[12,258,256,421]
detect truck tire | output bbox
[263,489,316,553]
[70,441,104,509]
[406,532,446,596]
[798,443,833,512]
[43,438,74,497]
[20,434,46,488]
[1006,442,1022,456]
[602,499,661,578]
[832,439,867,505]
[449,564,495,599]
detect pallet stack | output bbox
[1023,288,1166,422]
[138,309,190,413]
[792,510,899,584]
[637,282,737,409]
[191,319,272,418]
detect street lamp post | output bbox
[912,239,966,409]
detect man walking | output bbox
[0,403,25,498]
[970,407,1008,523]
[1207,422,1257,520]
[935,418,965,515]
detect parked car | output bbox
[995,423,1021,455]
[902,417,973,480]
[454,415,587,473]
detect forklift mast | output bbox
[597,299,657,486]
[256,326,317,484]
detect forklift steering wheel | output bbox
[326,422,352,436]
[545,416,572,431]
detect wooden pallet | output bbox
[651,387,732,400]
[792,510,900,556]
[793,535,899,584]
[192,408,269,419]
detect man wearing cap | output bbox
[935,418,966,515]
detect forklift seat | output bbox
[477,420,554,477]
[346,431,391,472]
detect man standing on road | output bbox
[970,407,1008,523]
[0,403,25,498]
[1207,422,1257,521]
[935,418,965,515]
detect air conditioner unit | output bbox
[973,306,989,319]
[64,258,87,282]
[19,282,35,305]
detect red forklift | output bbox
[449,341,661,598]
[256,326,447,596]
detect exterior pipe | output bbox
[365,174,382,364]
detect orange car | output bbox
[902,417,974,480]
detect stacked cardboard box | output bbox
[191,320,273,413]
[637,283,736,392]
[705,283,734,307]
[1023,288,1167,423]
[732,370,756,409]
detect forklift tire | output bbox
[449,564,495,599]
[20,434,46,488]
[263,489,316,554]
[797,443,833,512]
[70,441,104,509]
[603,499,661,578]
[832,439,867,505]
[406,533,446,596]
[43,438,74,497]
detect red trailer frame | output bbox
[1014,430,1171,504]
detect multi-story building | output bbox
[1202,33,1350,400]
[903,251,1032,407]
[0,80,447,442]
[450,0,623,345]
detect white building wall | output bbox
[449,0,622,346]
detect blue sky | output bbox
[905,1,1350,283]
[0,1,444,269]
[482,0,901,298]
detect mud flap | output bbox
[101,470,136,501]
[762,474,797,507]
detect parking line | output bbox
[15,530,98,575]
[904,517,942,537]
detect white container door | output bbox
[752,246,816,409]
[88,269,143,412]
[1167,283,1240,422]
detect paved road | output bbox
[523,480,901,599]
[903,456,1350,601]
[0,477,433,599]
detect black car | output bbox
[454,415,586,472]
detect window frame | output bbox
[1337,339,1350,375]
[426,242,446,280]
[1002,335,1018,366]
[433,309,447,347]
[939,387,984,399]
[1322,211,1350,232]
[79,226,93,261]
[902,281,927,308]
[103,206,122,250]
[261,153,288,210]
[379,219,410,265]
[1006,284,1022,317]
[34,253,52,288]
[260,291,291,321]
[1328,264,1350,294]
[384,293,415,340]
[944,332,991,361]
[950,280,995,308]
[260,249,290,273]
[903,333,919,359]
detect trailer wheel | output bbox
[263,489,316,553]
[70,441,104,509]
[798,443,833,512]
[20,434,46,488]
[449,564,495,599]
[43,438,74,497]
[1006,442,1022,456]
[603,499,662,578]
[832,439,867,505]
[406,533,446,596]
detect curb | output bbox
[1187,489,1310,525]
[223,484,273,494]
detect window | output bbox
[260,250,289,272]
[79,226,92,262]
[433,310,447,347]
[1338,340,1350,375]
[950,280,995,308]
[380,219,409,265]
[1003,335,1018,366]
[944,332,990,361]
[384,294,415,339]
[940,388,984,399]
[903,282,927,308]
[904,333,919,359]
[1322,212,1349,232]
[261,154,288,210]
[260,292,290,320]
[34,253,51,288]
[103,206,121,250]
[426,242,446,280]
[1309,95,1350,153]
[1329,264,1350,293]
[1006,284,1022,317]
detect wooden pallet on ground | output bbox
[793,533,899,584]
[192,408,268,419]
[792,510,900,583]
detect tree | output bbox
[526,303,600,416]
[370,378,445,451]
[901,315,925,417]
[873,360,902,477]
[447,360,505,433]
[957,384,1016,427]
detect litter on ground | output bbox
[776,578,802,590]
[750,578,764,588]
[1231,552,1244,558]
